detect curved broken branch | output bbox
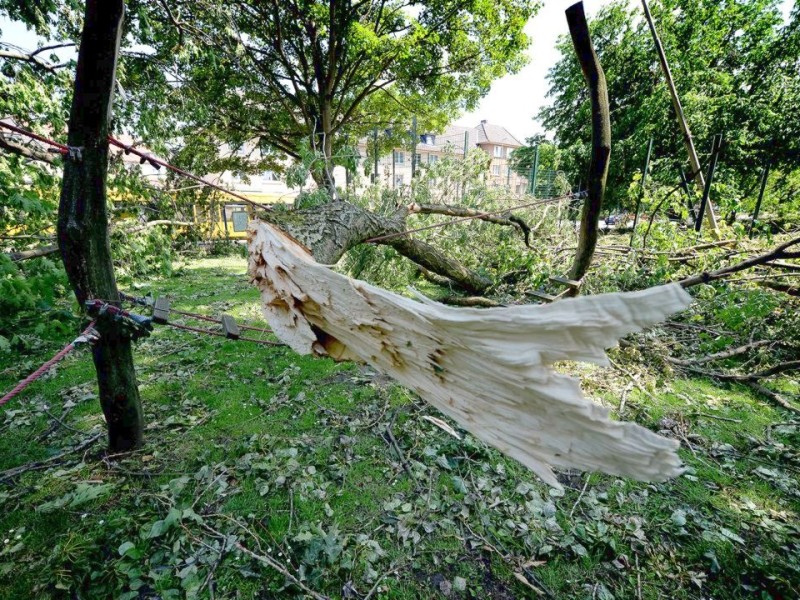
[566,2,611,286]
[408,202,531,247]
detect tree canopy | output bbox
[538,0,800,212]
[119,0,539,185]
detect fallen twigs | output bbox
[669,357,800,415]
[744,382,800,415]
[0,432,103,482]
[201,521,330,600]
[666,340,773,366]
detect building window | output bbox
[428,155,438,164]
[395,151,405,164]
[494,145,503,158]
[415,153,422,165]
[394,174,404,187]
[492,164,501,176]
[261,171,279,184]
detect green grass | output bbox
[0,255,798,599]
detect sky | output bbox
[457,0,617,141]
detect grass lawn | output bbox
[0,255,798,599]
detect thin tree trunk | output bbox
[57,0,144,452]
[566,2,611,286]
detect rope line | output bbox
[0,120,69,154]
[164,321,284,346]
[0,321,98,408]
[364,194,576,243]
[119,292,273,334]
[0,123,273,213]
[107,136,273,213]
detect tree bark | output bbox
[57,0,144,452]
[566,2,611,286]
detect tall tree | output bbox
[124,0,539,189]
[538,0,796,212]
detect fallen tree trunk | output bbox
[249,220,693,487]
[263,200,493,293]
[9,244,60,262]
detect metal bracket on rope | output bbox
[72,326,101,347]
[84,300,153,341]
[65,146,84,162]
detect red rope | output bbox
[107,136,272,212]
[0,120,69,154]
[0,321,98,408]
[0,123,271,212]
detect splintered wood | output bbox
[248,222,692,487]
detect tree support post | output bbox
[411,116,417,180]
[640,0,719,236]
[57,0,144,452]
[566,2,611,286]
[372,128,378,185]
[529,145,540,195]
[679,169,697,221]
[748,161,770,238]
[630,137,653,247]
[695,134,722,233]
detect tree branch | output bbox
[679,236,800,288]
[0,132,60,164]
[0,49,69,72]
[8,245,59,262]
[408,203,531,247]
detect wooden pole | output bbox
[748,161,770,238]
[566,2,611,286]
[630,137,653,246]
[411,116,417,179]
[372,128,378,184]
[695,134,722,232]
[640,0,719,234]
[57,0,144,451]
